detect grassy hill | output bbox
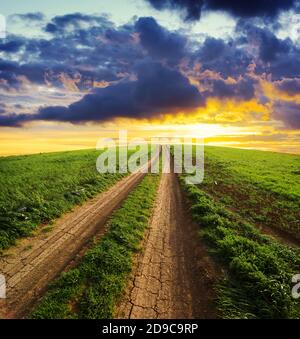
[0,149,127,250]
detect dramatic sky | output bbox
[1,0,300,155]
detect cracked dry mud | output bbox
[0,170,147,319]
[116,172,219,319]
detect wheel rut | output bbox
[116,172,219,319]
[0,170,148,319]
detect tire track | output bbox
[116,171,219,319]
[0,164,153,319]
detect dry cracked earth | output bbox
[116,172,219,319]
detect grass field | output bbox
[202,147,300,238]
[0,149,132,251]
[179,146,300,319]
[1,146,299,319]
[180,175,300,319]
[31,174,160,319]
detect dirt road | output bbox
[116,171,219,319]
[0,169,149,319]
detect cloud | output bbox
[0,103,6,114]
[205,0,298,19]
[146,0,203,21]
[237,22,292,62]
[146,0,299,21]
[273,101,300,129]
[104,28,134,44]
[10,12,45,22]
[0,16,190,95]
[44,13,112,34]
[2,12,300,131]
[0,62,204,126]
[0,113,30,127]
[274,78,300,95]
[195,36,252,77]
[0,59,49,90]
[207,77,257,101]
[0,15,144,91]
[135,17,187,64]
[0,38,24,53]
[198,37,226,62]
[234,21,300,79]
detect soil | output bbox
[202,161,300,247]
[0,170,148,319]
[203,183,300,247]
[116,171,220,319]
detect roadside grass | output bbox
[0,148,136,251]
[181,176,300,319]
[200,146,300,238]
[31,173,160,319]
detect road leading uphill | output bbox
[116,171,220,319]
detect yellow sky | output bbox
[1,81,300,156]
[1,116,299,156]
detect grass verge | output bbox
[180,175,300,319]
[31,173,160,319]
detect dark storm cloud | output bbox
[236,21,293,63]
[236,21,300,79]
[274,79,300,95]
[0,113,30,127]
[36,62,204,122]
[0,103,6,114]
[135,17,187,63]
[0,39,24,53]
[268,53,300,79]
[273,101,300,129]
[195,36,252,77]
[146,0,203,21]
[0,63,204,126]
[256,30,291,63]
[205,0,298,19]
[207,77,256,101]
[0,15,143,90]
[104,28,133,44]
[146,0,299,21]
[0,59,50,90]
[198,37,226,62]
[0,15,189,93]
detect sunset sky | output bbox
[1,0,300,155]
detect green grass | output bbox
[31,173,160,319]
[200,146,300,237]
[181,176,300,319]
[4,145,299,319]
[0,148,136,251]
